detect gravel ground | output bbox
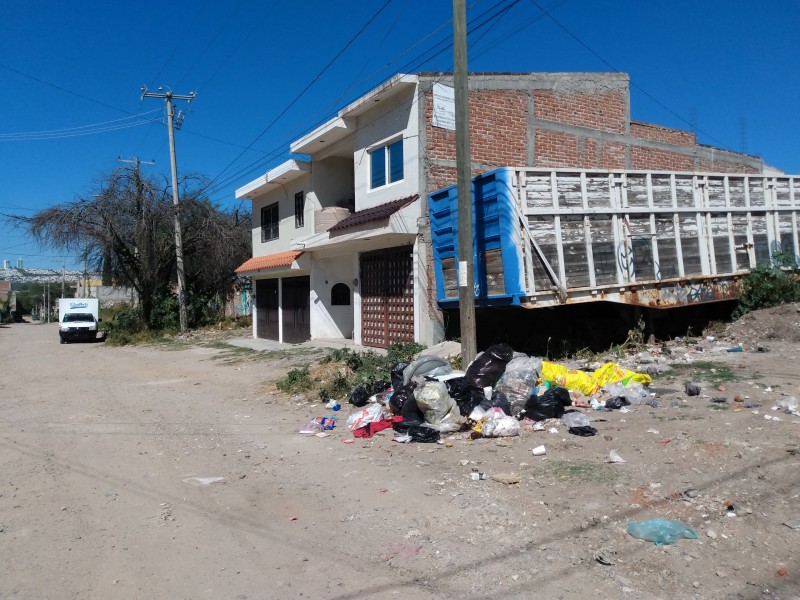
[1,313,799,600]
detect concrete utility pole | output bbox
[141,87,196,333]
[453,0,477,363]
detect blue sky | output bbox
[2,0,799,270]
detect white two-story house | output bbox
[235,74,430,348]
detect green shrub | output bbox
[313,339,427,402]
[276,367,314,394]
[733,264,800,319]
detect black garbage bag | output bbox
[349,387,369,407]
[393,421,440,443]
[479,390,511,415]
[568,425,598,437]
[523,386,572,421]
[445,377,484,416]
[464,343,514,389]
[605,396,630,410]
[371,380,391,394]
[390,361,412,390]
[388,382,420,422]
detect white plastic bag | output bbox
[481,415,520,437]
[414,381,464,432]
[346,403,386,431]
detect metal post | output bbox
[141,87,196,333]
[453,0,477,363]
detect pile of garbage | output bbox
[306,343,653,443]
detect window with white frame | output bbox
[369,138,403,189]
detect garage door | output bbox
[360,246,414,348]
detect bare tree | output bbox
[11,167,251,328]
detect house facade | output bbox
[235,72,769,348]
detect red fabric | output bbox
[352,416,403,438]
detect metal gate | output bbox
[281,276,310,344]
[360,246,414,348]
[255,279,279,340]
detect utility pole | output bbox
[141,87,196,333]
[453,0,477,363]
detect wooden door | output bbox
[360,246,414,348]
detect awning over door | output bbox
[235,251,305,276]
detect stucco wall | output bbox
[250,173,312,257]
[310,255,356,339]
[353,86,420,210]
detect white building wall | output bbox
[353,86,420,211]
[250,173,314,257]
[311,155,354,211]
[310,254,356,339]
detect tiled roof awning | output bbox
[235,250,304,274]
[329,194,419,232]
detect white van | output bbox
[58,298,102,343]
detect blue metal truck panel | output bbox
[428,167,525,307]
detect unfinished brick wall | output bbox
[425,90,528,168]
[423,81,760,176]
[697,158,755,174]
[631,121,695,146]
[534,130,578,168]
[534,90,627,134]
[631,146,695,171]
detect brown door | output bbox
[360,246,414,348]
[255,279,279,340]
[281,276,310,344]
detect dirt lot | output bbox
[1,308,799,600]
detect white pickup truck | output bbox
[58,298,103,343]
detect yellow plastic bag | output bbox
[541,362,599,396]
[592,362,652,387]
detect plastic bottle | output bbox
[561,411,590,428]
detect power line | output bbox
[0,62,133,115]
[198,0,394,197]
[199,0,523,202]
[0,115,163,142]
[527,0,732,150]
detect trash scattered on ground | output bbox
[608,449,626,463]
[491,473,521,485]
[532,444,546,456]
[593,546,617,565]
[627,519,699,545]
[784,519,800,529]
[300,415,337,434]
[183,476,226,486]
[685,383,701,396]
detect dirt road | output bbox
[1,320,799,599]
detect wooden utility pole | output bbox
[453,0,477,363]
[141,87,196,333]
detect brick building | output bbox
[235,72,771,348]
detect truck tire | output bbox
[60,335,67,344]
